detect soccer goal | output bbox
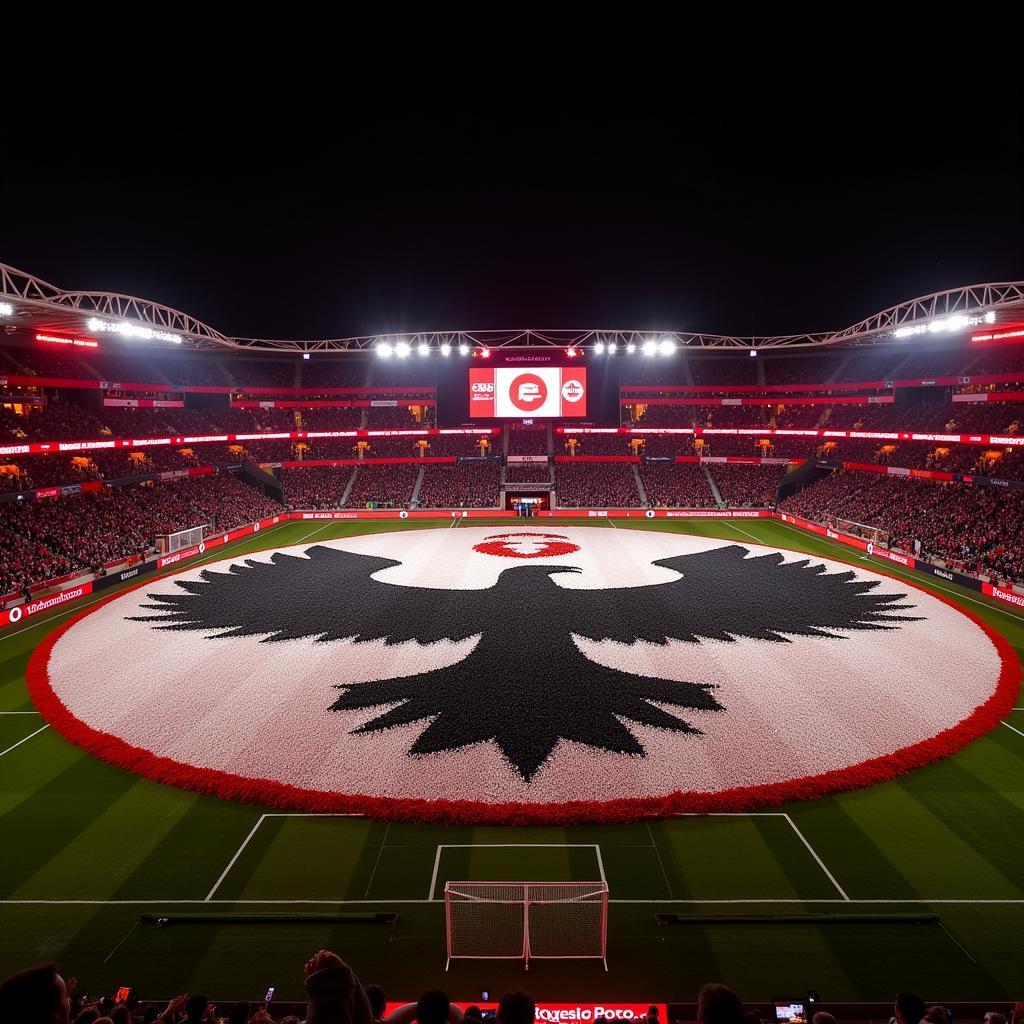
[154,525,206,555]
[444,881,608,971]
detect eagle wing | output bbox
[128,544,485,644]
[560,544,919,644]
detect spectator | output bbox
[894,994,927,1024]
[365,987,386,1024]
[497,992,535,1024]
[0,962,73,1024]
[697,985,743,1024]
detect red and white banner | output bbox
[383,1004,666,1022]
[0,582,94,629]
[508,455,550,464]
[471,367,587,418]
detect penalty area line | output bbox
[0,725,50,759]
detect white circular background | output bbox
[43,527,1004,807]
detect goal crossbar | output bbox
[444,881,608,971]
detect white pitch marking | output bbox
[0,725,50,759]
[428,844,605,901]
[0,711,41,715]
[364,822,391,897]
[206,815,267,901]
[647,822,675,899]
[206,812,364,901]
[783,813,849,901]
[1001,721,1024,739]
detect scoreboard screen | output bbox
[469,366,587,418]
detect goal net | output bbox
[833,518,890,548]
[445,881,608,970]
[154,525,206,554]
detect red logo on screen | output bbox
[561,378,584,403]
[509,373,548,412]
[473,532,580,559]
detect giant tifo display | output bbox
[2,265,1024,1004]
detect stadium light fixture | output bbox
[642,340,659,356]
[626,343,636,354]
[395,342,412,358]
[893,309,996,339]
[0,302,12,317]
[302,353,310,360]
[566,347,578,358]
[659,339,676,356]
[459,344,470,356]
[480,347,491,358]
[594,342,605,355]
[418,343,431,356]
[376,342,393,358]
[749,348,758,358]
[440,344,452,356]
[607,342,617,354]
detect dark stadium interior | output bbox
[1,69,1023,1023]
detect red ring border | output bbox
[25,535,1022,826]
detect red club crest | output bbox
[473,532,580,559]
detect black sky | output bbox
[3,71,1021,341]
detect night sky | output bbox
[3,71,1021,342]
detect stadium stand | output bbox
[417,461,501,507]
[554,462,640,507]
[639,462,716,507]
[780,471,1024,584]
[344,463,420,508]
[277,465,354,508]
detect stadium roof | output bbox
[3,261,1024,354]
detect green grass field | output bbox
[1,518,1022,1004]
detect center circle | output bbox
[29,526,1017,825]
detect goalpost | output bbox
[445,881,608,971]
[154,525,206,555]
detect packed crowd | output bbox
[779,471,1024,584]
[277,466,355,509]
[344,464,420,508]
[503,462,551,483]
[0,474,284,595]
[554,462,640,507]
[507,428,548,455]
[17,956,1008,1024]
[417,462,501,508]
[639,463,716,507]
[710,464,785,507]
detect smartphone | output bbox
[114,988,132,1006]
[265,987,275,1004]
[774,1003,806,1024]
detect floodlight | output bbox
[659,339,675,356]
[626,343,636,354]
[607,342,617,354]
[480,347,491,358]
[419,343,430,356]
[376,342,393,358]
[0,302,12,317]
[642,340,658,356]
[594,342,605,355]
[459,344,470,356]
[395,342,412,358]
[440,344,452,356]
[302,353,310,360]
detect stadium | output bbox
[1,256,1023,1019]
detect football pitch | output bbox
[1,517,1023,1003]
